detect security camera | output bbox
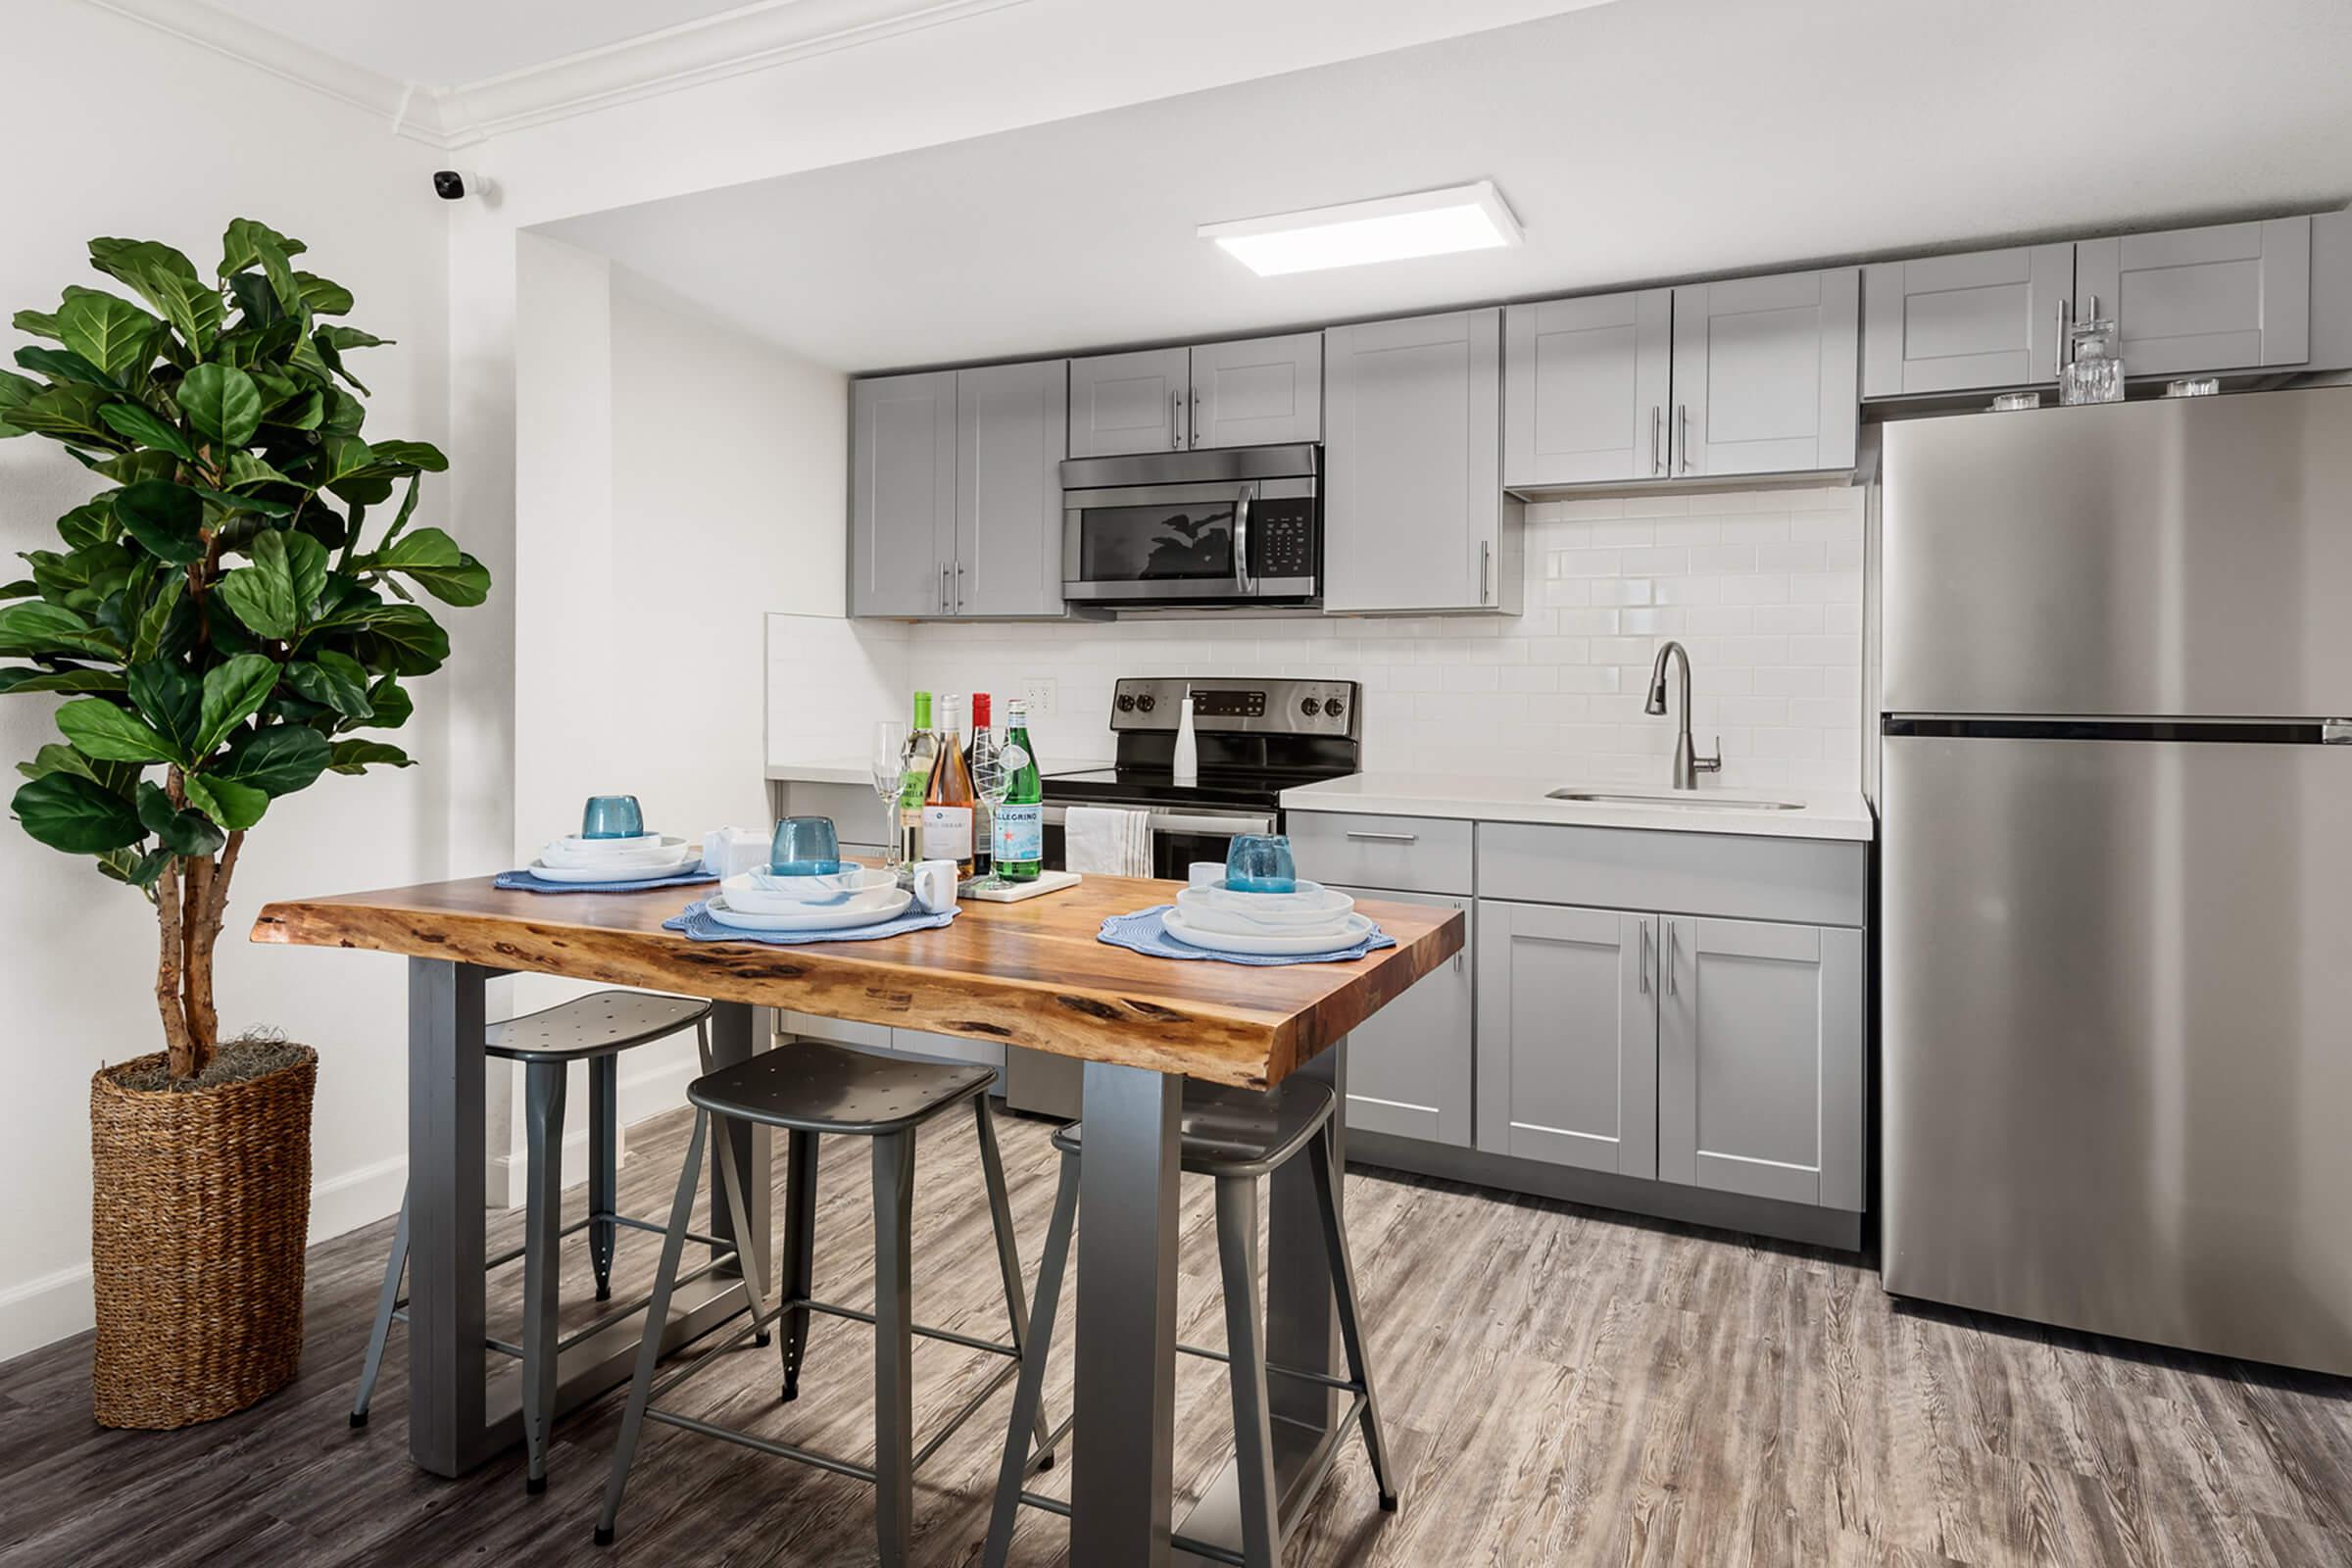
[432,169,491,201]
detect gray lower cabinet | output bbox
[1503,289,1673,486]
[1862,244,2075,398]
[1325,886,1472,1147]
[2077,215,2311,378]
[1656,915,1864,1210]
[1474,901,1657,1177]
[850,370,956,617]
[1322,308,1520,613]
[1670,267,1860,478]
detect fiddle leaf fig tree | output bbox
[1,220,489,1081]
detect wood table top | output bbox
[251,873,1463,1089]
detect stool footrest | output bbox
[786,1294,1020,1360]
[1175,1340,1366,1396]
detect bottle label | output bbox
[920,806,973,861]
[994,802,1044,864]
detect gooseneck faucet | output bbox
[1645,640,1722,790]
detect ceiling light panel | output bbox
[1199,180,1523,276]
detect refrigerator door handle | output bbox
[2325,720,2352,745]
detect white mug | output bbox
[1189,860,1224,888]
[910,858,959,914]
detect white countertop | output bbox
[764,762,874,787]
[1280,772,1876,842]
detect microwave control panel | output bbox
[1250,497,1317,577]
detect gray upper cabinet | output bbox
[1323,308,1518,614]
[1862,244,2074,397]
[955,360,1066,617]
[1503,289,1672,486]
[850,370,956,617]
[1475,900,1658,1178]
[2077,216,2311,377]
[1189,332,1322,449]
[1669,267,1860,478]
[1656,916,1863,1210]
[1326,886,1472,1147]
[1067,346,1190,458]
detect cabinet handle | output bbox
[1192,386,1201,449]
[1639,921,1652,995]
[1171,389,1182,450]
[1479,541,1492,605]
[2054,297,2070,381]
[1665,920,1680,997]
[1677,404,1691,474]
[939,562,950,615]
[1649,405,1661,475]
[1344,830,1418,843]
[956,560,966,612]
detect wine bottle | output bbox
[922,694,977,877]
[995,700,1043,883]
[965,692,995,878]
[898,691,937,868]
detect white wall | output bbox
[0,0,458,1356]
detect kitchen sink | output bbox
[1546,789,1804,811]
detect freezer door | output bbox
[1881,726,2352,1373]
[1881,388,2352,717]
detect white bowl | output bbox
[525,856,697,884]
[705,887,912,932]
[1160,906,1375,956]
[551,832,662,854]
[539,835,691,869]
[719,877,903,917]
[1177,882,1354,929]
[721,867,894,909]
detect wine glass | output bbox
[966,724,1011,891]
[869,720,908,873]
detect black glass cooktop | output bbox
[1042,765,1343,813]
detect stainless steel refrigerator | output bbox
[1879,387,2352,1375]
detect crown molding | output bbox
[81,0,1033,152]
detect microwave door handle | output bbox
[1233,482,1257,595]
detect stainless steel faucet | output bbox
[1645,640,1722,790]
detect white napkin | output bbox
[1064,807,1151,877]
[701,827,770,878]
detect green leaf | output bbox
[91,448,177,485]
[113,479,207,565]
[216,535,298,638]
[222,452,295,491]
[11,307,63,341]
[12,772,143,854]
[309,332,368,395]
[126,661,202,759]
[293,273,353,316]
[285,650,373,717]
[56,503,115,551]
[319,434,378,486]
[190,484,293,517]
[267,388,323,431]
[15,344,121,393]
[368,439,448,474]
[180,771,269,831]
[316,324,392,353]
[6,384,122,446]
[320,388,365,436]
[217,722,329,795]
[56,293,160,379]
[195,652,279,757]
[135,780,222,858]
[96,401,195,462]
[363,675,414,731]
[129,573,187,664]
[350,603,449,677]
[220,218,306,277]
[365,526,490,607]
[56,698,175,762]
[97,845,176,892]
[226,270,281,326]
[327,739,414,775]
[0,600,116,658]
[88,238,221,356]
[0,369,38,438]
[178,363,263,449]
[0,665,126,696]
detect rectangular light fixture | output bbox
[1199,180,1523,277]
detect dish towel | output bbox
[1099,905,1396,966]
[664,900,960,945]
[495,867,719,895]
[1064,806,1151,877]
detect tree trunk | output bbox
[155,858,196,1081]
[183,831,241,1070]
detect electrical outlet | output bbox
[1018,676,1056,717]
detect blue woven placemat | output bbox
[1099,905,1395,966]
[664,899,959,945]
[495,866,719,895]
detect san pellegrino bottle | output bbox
[965,692,996,878]
[995,700,1043,883]
[898,691,938,867]
[922,694,977,877]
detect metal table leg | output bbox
[707,1002,771,1287]
[1070,1059,1184,1568]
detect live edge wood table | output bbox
[252,871,1461,1565]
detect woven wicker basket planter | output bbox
[88,1046,318,1429]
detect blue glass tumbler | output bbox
[1225,833,1297,894]
[770,816,842,877]
[581,795,644,840]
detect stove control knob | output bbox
[1299,697,1321,716]
[1116,694,1136,712]
[1136,694,1156,713]
[1323,697,1345,720]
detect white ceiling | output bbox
[541,0,2352,373]
[204,0,751,85]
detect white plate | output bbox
[538,835,691,869]
[525,855,700,884]
[718,874,902,917]
[727,866,893,902]
[1178,882,1354,928]
[1160,906,1374,956]
[551,832,662,854]
[704,888,911,932]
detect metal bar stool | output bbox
[351,990,716,1493]
[984,1077,1396,1568]
[594,1041,1054,1564]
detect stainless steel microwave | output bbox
[1060,443,1320,608]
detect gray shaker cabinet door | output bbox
[1189,332,1322,448]
[1861,244,2074,397]
[954,359,1067,618]
[1067,346,1190,458]
[1322,308,1503,613]
[1475,900,1658,1178]
[1656,916,1863,1210]
[1669,267,1859,478]
[1503,289,1672,486]
[850,370,957,617]
[2076,216,2311,377]
[1325,887,1472,1147]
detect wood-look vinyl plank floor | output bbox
[2,1103,2348,1568]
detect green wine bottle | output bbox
[899,691,937,867]
[994,700,1043,882]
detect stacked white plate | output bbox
[1164,880,1375,956]
[528,833,701,883]
[706,867,910,932]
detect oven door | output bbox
[1042,804,1278,880]
[1061,478,1317,605]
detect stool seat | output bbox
[688,1042,994,1135]
[488,991,714,1063]
[1051,1077,1336,1179]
